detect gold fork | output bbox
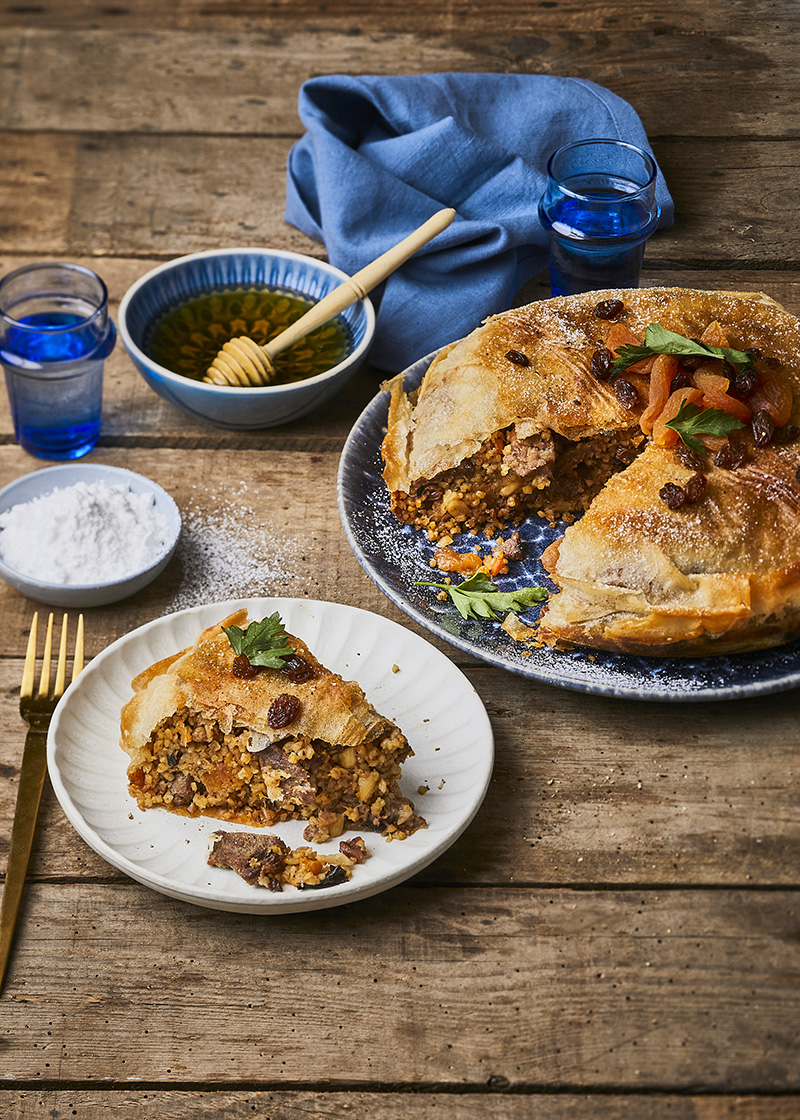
[0,612,84,993]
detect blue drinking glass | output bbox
[538,138,661,297]
[0,262,116,459]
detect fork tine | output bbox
[72,614,85,681]
[20,612,38,700]
[37,613,54,698]
[53,614,68,699]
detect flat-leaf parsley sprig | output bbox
[416,570,547,622]
[664,400,746,453]
[222,612,295,668]
[611,324,755,380]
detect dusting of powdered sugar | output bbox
[166,482,314,613]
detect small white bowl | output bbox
[0,464,181,607]
[117,248,376,430]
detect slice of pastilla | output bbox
[538,442,800,656]
[120,609,426,842]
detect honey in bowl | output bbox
[145,285,352,384]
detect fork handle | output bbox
[0,729,47,993]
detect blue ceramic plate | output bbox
[338,349,800,702]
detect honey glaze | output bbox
[145,285,352,384]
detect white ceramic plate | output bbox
[47,597,494,914]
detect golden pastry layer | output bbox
[120,610,426,841]
[382,288,800,656]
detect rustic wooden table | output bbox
[1,2,798,1117]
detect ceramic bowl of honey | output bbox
[117,249,375,429]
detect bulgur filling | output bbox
[127,705,426,843]
[208,830,369,892]
[390,423,645,541]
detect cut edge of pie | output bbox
[120,610,427,843]
[381,287,800,656]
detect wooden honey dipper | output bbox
[203,207,456,386]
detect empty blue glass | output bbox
[0,262,116,459]
[538,138,661,297]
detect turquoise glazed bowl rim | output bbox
[117,247,375,398]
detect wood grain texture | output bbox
[0,0,798,1109]
[0,132,799,266]
[0,0,794,38]
[1,655,798,887]
[0,883,798,1088]
[4,1092,800,1120]
[0,24,797,138]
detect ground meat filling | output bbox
[502,431,556,479]
[207,830,369,892]
[390,423,645,540]
[127,706,426,843]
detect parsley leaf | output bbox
[664,400,746,453]
[611,323,754,379]
[222,612,295,668]
[415,570,548,622]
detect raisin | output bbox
[592,298,624,320]
[298,864,349,890]
[268,693,302,729]
[678,356,703,373]
[752,409,775,447]
[281,654,317,683]
[590,347,614,380]
[771,423,799,445]
[745,348,763,362]
[714,441,747,470]
[232,653,260,679]
[506,349,530,367]
[660,482,686,510]
[671,371,695,390]
[613,377,639,409]
[731,365,758,397]
[684,472,707,504]
[674,443,705,472]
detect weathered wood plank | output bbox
[0,0,792,38]
[1,132,798,266]
[3,663,799,886]
[4,1090,800,1120]
[1,561,798,892]
[0,883,798,1088]
[0,24,797,138]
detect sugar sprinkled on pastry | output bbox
[382,288,800,655]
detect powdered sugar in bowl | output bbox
[0,464,181,607]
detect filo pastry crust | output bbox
[538,442,800,655]
[382,287,783,494]
[120,609,398,774]
[381,286,800,655]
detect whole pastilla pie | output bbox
[120,609,426,842]
[382,287,800,656]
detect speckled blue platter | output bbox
[337,349,800,702]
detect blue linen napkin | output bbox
[285,73,673,371]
